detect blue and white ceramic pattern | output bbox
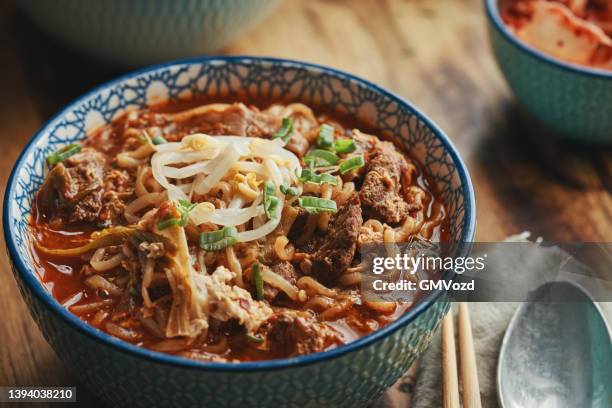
[3,57,476,408]
[485,0,612,143]
[17,0,279,66]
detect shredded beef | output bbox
[37,147,132,225]
[266,311,339,356]
[310,193,363,283]
[287,207,309,243]
[37,148,105,223]
[359,140,411,224]
[173,103,279,138]
[351,129,379,162]
[402,185,427,212]
[262,261,300,302]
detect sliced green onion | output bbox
[317,173,338,185]
[316,124,335,149]
[297,168,338,186]
[252,262,264,301]
[199,226,238,251]
[304,149,339,167]
[263,181,279,219]
[177,199,196,226]
[46,143,81,166]
[298,196,338,214]
[151,134,168,145]
[339,155,365,174]
[245,333,264,344]
[157,199,196,230]
[157,217,180,230]
[272,117,294,142]
[334,139,357,154]
[280,184,299,196]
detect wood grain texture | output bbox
[441,312,461,408]
[458,303,482,408]
[0,0,610,407]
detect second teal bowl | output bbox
[485,0,612,143]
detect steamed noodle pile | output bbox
[136,133,298,242]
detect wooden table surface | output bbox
[0,0,610,406]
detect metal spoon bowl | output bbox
[497,280,612,408]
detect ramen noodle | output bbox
[31,99,448,362]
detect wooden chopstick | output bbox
[441,311,460,408]
[441,304,482,408]
[458,302,482,408]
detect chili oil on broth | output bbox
[30,97,449,362]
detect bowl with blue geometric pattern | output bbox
[485,0,612,143]
[3,56,476,408]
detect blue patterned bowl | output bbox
[3,57,476,408]
[485,0,612,143]
[17,0,279,66]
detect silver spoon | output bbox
[497,280,612,408]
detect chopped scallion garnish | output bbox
[272,117,294,142]
[316,124,335,149]
[46,143,81,166]
[151,134,168,145]
[297,169,338,186]
[157,217,181,230]
[317,173,338,185]
[252,262,264,301]
[157,199,196,230]
[245,333,264,344]
[263,181,279,219]
[304,149,339,167]
[334,139,357,154]
[177,199,197,225]
[298,196,338,214]
[280,184,299,196]
[339,155,365,174]
[199,226,238,251]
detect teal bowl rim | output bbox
[485,0,612,79]
[3,55,476,373]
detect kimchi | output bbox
[501,0,612,69]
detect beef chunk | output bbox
[310,193,362,282]
[351,129,379,162]
[37,148,106,223]
[285,132,310,158]
[99,169,133,224]
[359,141,411,224]
[64,148,106,187]
[266,311,339,356]
[263,261,300,302]
[70,189,104,223]
[37,147,131,225]
[287,207,309,243]
[174,103,279,138]
[402,185,426,212]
